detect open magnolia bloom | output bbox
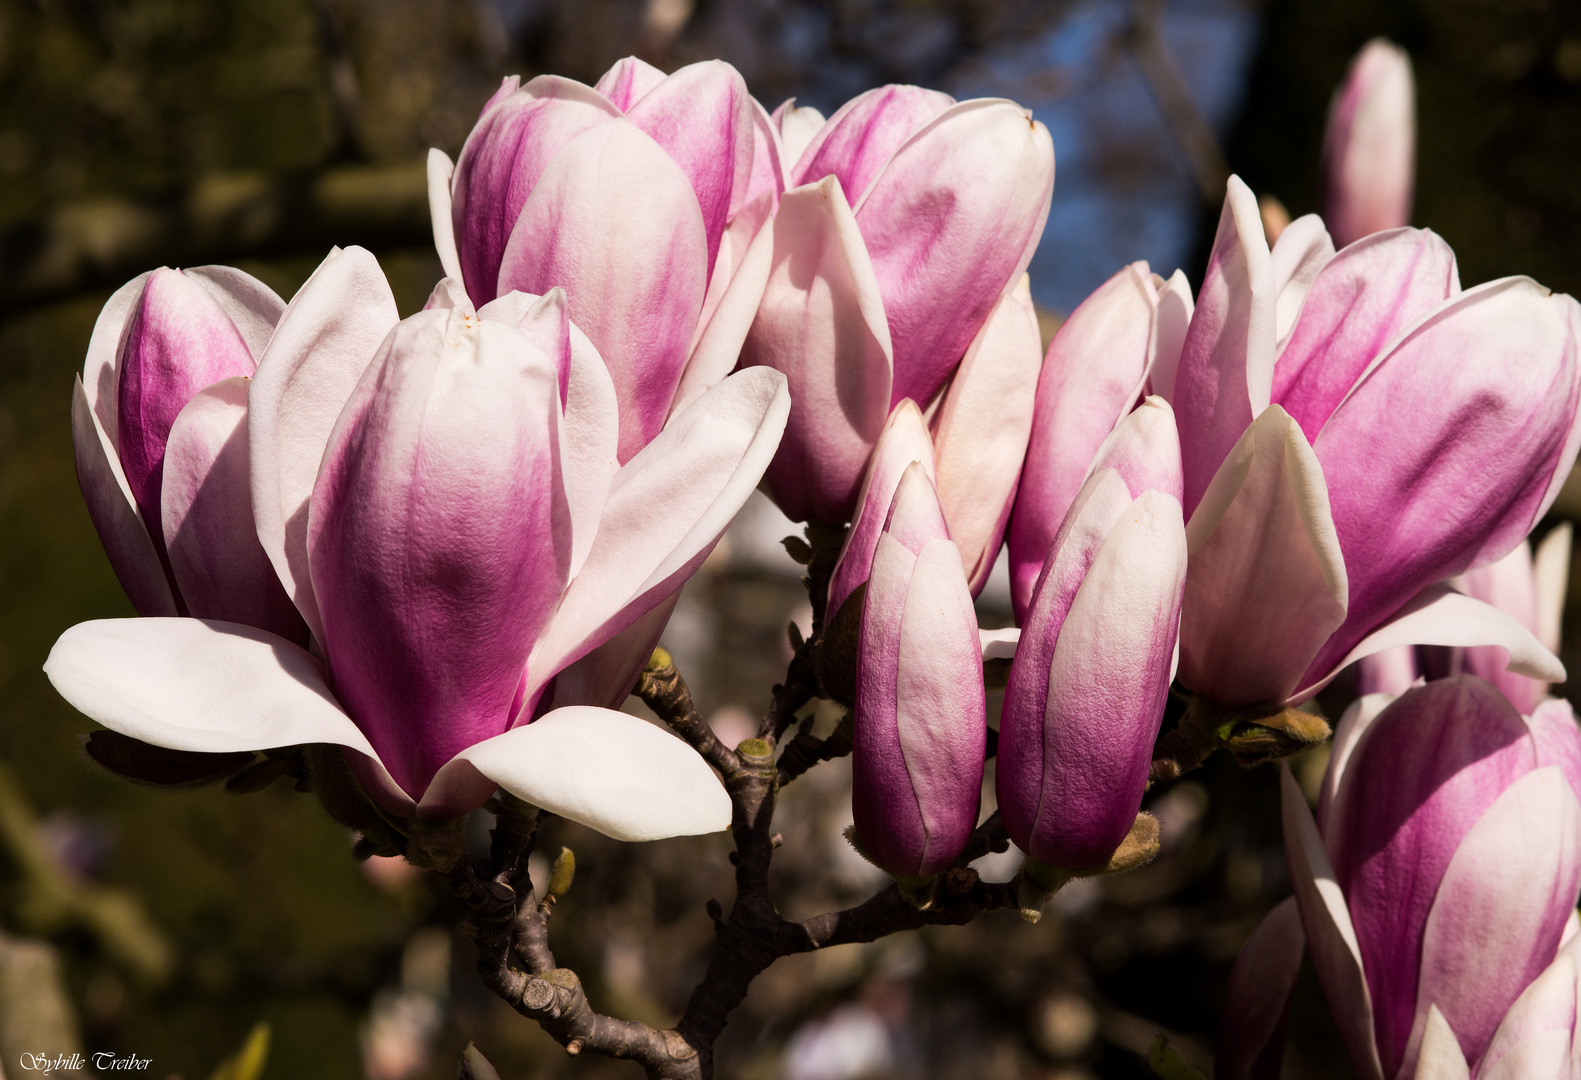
[1174,177,1581,716]
[743,83,1055,524]
[429,55,781,464]
[46,268,790,841]
[1007,260,1193,622]
[1218,677,1581,1080]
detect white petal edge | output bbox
[1289,585,1565,704]
[1413,1005,1470,1080]
[1281,766,1386,1080]
[72,376,178,617]
[1316,690,1399,837]
[427,148,464,283]
[82,270,154,447]
[981,626,1020,662]
[183,265,287,363]
[425,707,731,841]
[44,618,378,759]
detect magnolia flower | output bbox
[743,84,1055,524]
[1218,676,1581,1080]
[1007,260,1193,622]
[71,263,317,641]
[46,258,790,840]
[997,399,1187,869]
[1174,178,1579,714]
[824,275,1044,618]
[428,55,782,463]
[1359,524,1573,710]
[851,463,985,881]
[1322,39,1415,249]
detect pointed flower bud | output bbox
[998,398,1187,869]
[1322,40,1415,248]
[851,464,987,878]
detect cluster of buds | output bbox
[39,46,1581,1059]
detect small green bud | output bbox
[547,846,575,899]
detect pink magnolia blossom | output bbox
[742,85,1055,523]
[46,257,790,840]
[1218,676,1581,1080]
[72,262,331,644]
[825,275,1044,614]
[428,56,782,463]
[1007,261,1193,622]
[851,464,986,878]
[1322,39,1415,249]
[996,398,1187,869]
[1175,177,1579,713]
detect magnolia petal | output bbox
[450,75,623,305]
[1019,488,1186,868]
[161,378,307,643]
[932,276,1044,595]
[72,376,178,617]
[774,98,826,172]
[1409,768,1581,1073]
[1179,406,1347,709]
[593,55,667,112]
[744,176,894,523]
[1216,897,1305,1080]
[1534,523,1571,655]
[1413,1006,1470,1080]
[1280,767,1386,1080]
[308,306,569,800]
[1462,541,1544,715]
[856,98,1054,411]
[44,617,379,759]
[116,267,258,526]
[480,288,619,581]
[427,148,464,282]
[1528,699,1581,804]
[250,246,399,646]
[182,265,286,363]
[980,626,1020,662]
[1326,677,1536,1074]
[525,368,790,708]
[745,95,787,209]
[498,118,709,461]
[1291,586,1564,704]
[623,60,756,283]
[1269,213,1334,349]
[1355,646,1417,698]
[425,707,732,839]
[1271,228,1458,443]
[1308,278,1581,678]
[791,84,954,202]
[673,192,776,419]
[1476,953,1578,1080]
[1147,269,1194,403]
[882,460,951,555]
[827,401,938,618]
[82,270,154,448]
[1007,262,1155,620]
[1316,691,1397,836]
[1174,176,1276,518]
[886,537,986,876]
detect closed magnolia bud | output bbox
[1321,39,1415,248]
[998,398,1187,869]
[851,463,987,879]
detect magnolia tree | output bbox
[38,45,1581,1080]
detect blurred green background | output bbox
[0,0,1578,1077]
